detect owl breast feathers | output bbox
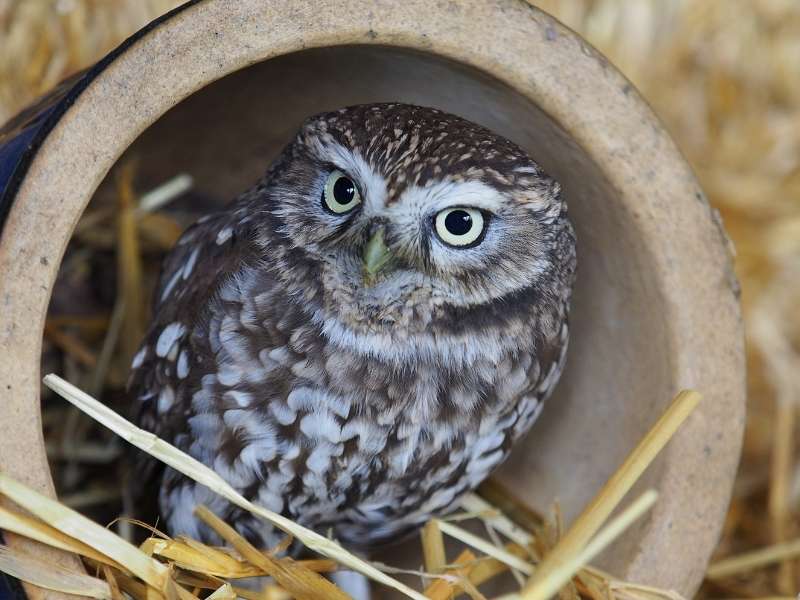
[128,103,576,549]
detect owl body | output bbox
[129,104,576,548]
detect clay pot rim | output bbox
[0,0,199,219]
[0,1,745,598]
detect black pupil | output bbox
[333,176,356,205]
[444,210,473,236]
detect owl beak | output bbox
[363,225,394,284]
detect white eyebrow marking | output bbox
[309,135,387,214]
[390,179,508,219]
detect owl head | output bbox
[250,103,576,359]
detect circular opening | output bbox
[42,45,670,591]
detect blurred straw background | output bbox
[1,0,799,598]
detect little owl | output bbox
[128,103,577,550]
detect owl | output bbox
[128,103,577,550]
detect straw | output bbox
[522,390,701,593]
[707,538,800,580]
[421,519,447,574]
[0,473,172,593]
[522,490,659,600]
[0,545,112,599]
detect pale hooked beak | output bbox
[363,225,394,284]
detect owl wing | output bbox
[126,203,259,488]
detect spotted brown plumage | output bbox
[128,103,576,549]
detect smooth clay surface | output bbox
[0,2,745,598]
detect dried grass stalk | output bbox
[116,161,146,366]
[423,549,478,600]
[101,564,124,600]
[421,520,448,574]
[468,543,529,588]
[476,480,543,535]
[522,390,701,593]
[44,322,98,367]
[205,583,236,600]
[0,504,123,569]
[140,536,263,579]
[706,538,800,580]
[768,400,795,593]
[194,504,351,600]
[0,472,171,593]
[0,545,112,599]
[522,490,659,600]
[435,519,533,575]
[137,174,194,214]
[459,493,534,549]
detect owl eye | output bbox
[434,207,486,248]
[322,170,361,214]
